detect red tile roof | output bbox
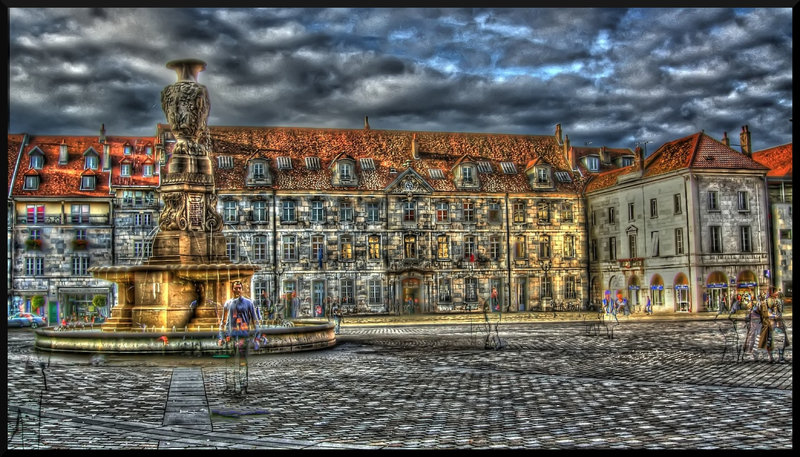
[751,143,792,178]
[107,136,161,188]
[9,135,159,199]
[585,132,769,193]
[184,126,587,194]
[571,146,635,174]
[8,134,26,196]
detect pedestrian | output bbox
[219,281,258,337]
[719,294,728,314]
[645,295,652,315]
[622,297,630,316]
[332,303,342,334]
[602,297,609,314]
[755,294,774,362]
[742,296,764,360]
[769,291,791,362]
[291,291,299,319]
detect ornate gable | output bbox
[385,168,434,195]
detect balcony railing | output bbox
[17,215,110,225]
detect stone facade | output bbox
[585,132,771,313]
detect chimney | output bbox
[411,134,420,160]
[364,116,370,130]
[721,131,729,147]
[103,143,111,171]
[739,125,751,156]
[99,123,106,143]
[555,123,563,144]
[59,140,69,165]
[564,134,573,169]
[600,146,609,164]
[635,145,644,171]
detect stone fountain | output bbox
[35,59,334,354]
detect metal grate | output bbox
[305,157,321,170]
[500,162,517,174]
[217,156,234,169]
[277,157,293,170]
[428,168,445,179]
[555,171,572,182]
[360,158,375,170]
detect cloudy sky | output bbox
[8,7,793,153]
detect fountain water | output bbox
[35,59,334,354]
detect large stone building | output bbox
[7,122,788,320]
[752,142,793,299]
[193,123,589,317]
[584,129,771,313]
[8,131,157,321]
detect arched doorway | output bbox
[706,271,728,312]
[674,273,689,312]
[608,275,624,305]
[736,270,758,301]
[650,274,664,310]
[402,278,421,314]
[628,276,641,312]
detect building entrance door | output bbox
[402,278,420,314]
[312,280,325,317]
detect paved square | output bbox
[6,318,792,449]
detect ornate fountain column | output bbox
[92,59,258,331]
[149,58,227,264]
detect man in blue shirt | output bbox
[219,281,258,338]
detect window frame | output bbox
[310,200,325,223]
[710,226,723,253]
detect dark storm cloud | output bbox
[8,7,793,152]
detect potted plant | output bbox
[90,295,107,321]
[25,238,42,250]
[71,239,89,250]
[31,295,44,314]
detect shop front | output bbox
[705,271,728,312]
[674,273,690,312]
[736,270,759,302]
[627,276,641,312]
[650,274,665,310]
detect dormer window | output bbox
[85,153,99,170]
[29,151,44,169]
[81,175,96,190]
[340,162,353,181]
[585,156,599,171]
[124,144,132,155]
[537,167,550,183]
[145,145,152,155]
[24,175,39,190]
[621,156,634,167]
[332,158,358,187]
[246,159,272,186]
[121,163,132,177]
[463,165,474,183]
[253,162,266,179]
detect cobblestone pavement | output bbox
[6,317,793,450]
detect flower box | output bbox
[71,239,89,250]
[24,238,42,250]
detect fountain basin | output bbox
[34,320,335,354]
